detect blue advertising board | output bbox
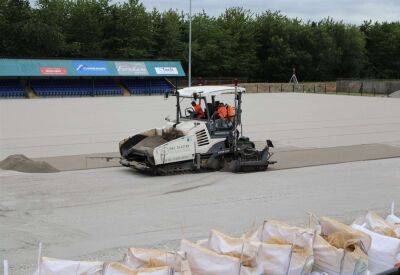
[72,61,110,76]
[145,61,186,77]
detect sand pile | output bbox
[0,154,59,173]
[389,90,400,98]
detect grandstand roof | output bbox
[0,59,185,77]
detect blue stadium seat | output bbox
[26,78,172,98]
[0,80,25,98]
[122,78,172,95]
[30,79,123,97]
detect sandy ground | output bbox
[1,158,399,274]
[1,93,400,274]
[31,143,400,171]
[1,93,400,159]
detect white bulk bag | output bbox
[363,212,398,238]
[313,217,370,275]
[386,214,400,227]
[134,267,172,275]
[319,217,371,251]
[241,224,261,242]
[207,229,294,274]
[207,229,259,262]
[386,202,400,223]
[313,235,358,275]
[386,202,400,237]
[253,220,315,275]
[104,262,171,275]
[123,248,180,270]
[36,257,103,275]
[196,239,208,247]
[174,258,193,275]
[180,239,241,275]
[351,223,400,273]
[103,262,135,275]
[238,266,259,275]
[255,242,292,275]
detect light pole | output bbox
[188,0,192,87]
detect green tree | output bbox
[16,0,69,57]
[0,0,398,81]
[156,10,184,59]
[189,12,225,77]
[102,0,153,59]
[361,21,400,78]
[63,0,110,57]
[0,0,32,57]
[255,11,296,81]
[216,8,259,78]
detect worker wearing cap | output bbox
[191,101,204,119]
[215,102,227,119]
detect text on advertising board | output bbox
[40,67,67,76]
[155,67,179,75]
[73,61,109,75]
[115,62,149,76]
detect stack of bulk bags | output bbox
[351,211,400,273]
[35,257,104,275]
[30,206,400,275]
[312,216,370,275]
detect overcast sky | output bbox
[27,0,400,24]
[138,0,400,24]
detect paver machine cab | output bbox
[119,85,275,175]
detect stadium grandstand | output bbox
[0,59,185,98]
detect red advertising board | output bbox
[40,67,67,75]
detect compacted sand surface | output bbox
[1,93,400,274]
[0,158,399,274]
[1,93,400,158]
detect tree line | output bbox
[0,0,399,81]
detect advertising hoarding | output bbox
[155,67,179,75]
[115,62,149,76]
[72,61,109,75]
[40,67,67,76]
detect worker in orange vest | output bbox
[191,101,204,118]
[226,104,236,121]
[215,102,227,119]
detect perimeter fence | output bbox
[241,79,400,96]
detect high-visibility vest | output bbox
[226,105,235,118]
[217,106,227,119]
[193,104,204,118]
